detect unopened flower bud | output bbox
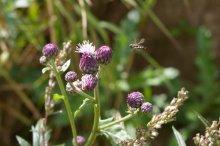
[81,74,97,91]
[39,55,47,64]
[96,45,112,64]
[79,54,98,74]
[65,71,77,82]
[42,43,58,58]
[141,102,153,114]
[127,91,144,108]
[73,136,85,146]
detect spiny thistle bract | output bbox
[141,102,153,114]
[42,43,58,58]
[127,91,144,108]
[95,45,112,64]
[81,74,97,91]
[79,54,99,74]
[65,71,77,82]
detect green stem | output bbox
[51,61,78,146]
[85,84,100,146]
[69,82,94,101]
[99,110,139,129]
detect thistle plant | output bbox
[17,40,190,146]
[38,40,154,145]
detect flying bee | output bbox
[129,38,147,51]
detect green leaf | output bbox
[53,144,65,146]
[99,21,123,34]
[53,93,64,102]
[16,136,31,146]
[74,98,92,118]
[60,59,71,72]
[31,119,51,146]
[195,112,210,127]
[42,67,50,74]
[163,67,179,79]
[100,124,132,146]
[172,126,186,146]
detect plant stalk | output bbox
[51,61,78,146]
[85,84,100,146]
[99,110,139,129]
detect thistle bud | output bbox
[42,43,58,58]
[79,54,99,74]
[127,91,144,108]
[96,45,112,64]
[65,71,77,82]
[81,74,97,91]
[73,136,85,146]
[141,102,153,114]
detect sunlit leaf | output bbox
[31,119,51,146]
[16,136,31,146]
[163,67,179,79]
[172,126,186,146]
[15,0,30,8]
[60,59,71,72]
[42,67,50,74]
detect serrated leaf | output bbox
[101,124,132,145]
[172,126,186,146]
[60,59,71,72]
[42,67,50,74]
[16,136,31,146]
[53,93,64,102]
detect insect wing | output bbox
[138,38,145,45]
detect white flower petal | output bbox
[76,40,95,55]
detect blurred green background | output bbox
[0,0,220,145]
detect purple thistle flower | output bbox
[42,43,58,58]
[96,45,112,64]
[65,71,77,82]
[76,40,95,55]
[127,91,144,108]
[81,74,97,91]
[141,102,153,113]
[79,54,99,74]
[73,136,85,146]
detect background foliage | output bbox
[0,0,220,145]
